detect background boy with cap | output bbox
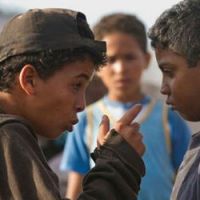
[0,8,145,200]
[149,0,200,199]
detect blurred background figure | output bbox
[60,13,191,200]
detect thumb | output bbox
[97,115,110,147]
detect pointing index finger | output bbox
[118,104,142,125]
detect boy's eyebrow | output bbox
[76,74,90,80]
[158,61,172,69]
[76,72,95,81]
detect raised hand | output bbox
[98,104,145,156]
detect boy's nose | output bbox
[160,82,169,95]
[76,95,86,112]
[112,60,126,73]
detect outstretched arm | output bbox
[78,104,145,200]
[66,172,84,200]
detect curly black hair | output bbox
[0,47,106,91]
[149,0,200,67]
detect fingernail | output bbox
[99,115,107,126]
[135,104,142,109]
[102,115,108,121]
[134,122,140,129]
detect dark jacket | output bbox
[0,114,145,200]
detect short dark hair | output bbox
[0,47,106,91]
[93,13,148,53]
[148,0,200,67]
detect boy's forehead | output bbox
[155,48,179,59]
[155,47,190,69]
[61,58,95,78]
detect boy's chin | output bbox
[65,124,74,132]
[179,112,200,122]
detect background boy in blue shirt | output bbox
[61,13,191,200]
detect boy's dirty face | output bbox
[31,57,94,138]
[97,32,150,102]
[155,48,200,121]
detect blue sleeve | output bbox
[60,111,90,174]
[168,108,191,170]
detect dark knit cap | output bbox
[0,8,106,62]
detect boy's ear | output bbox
[18,64,39,95]
[144,52,151,70]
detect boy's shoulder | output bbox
[0,113,26,126]
[0,113,36,140]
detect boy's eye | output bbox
[73,82,82,91]
[72,80,89,92]
[107,56,116,64]
[161,68,174,77]
[124,54,136,61]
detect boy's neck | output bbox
[0,92,23,116]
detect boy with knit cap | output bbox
[0,8,145,200]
